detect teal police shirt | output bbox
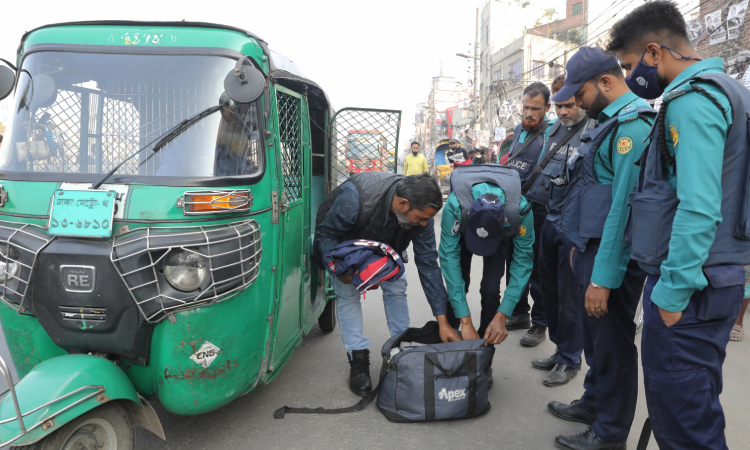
[439,183,535,318]
[589,92,652,289]
[650,58,733,313]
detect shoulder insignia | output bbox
[623,104,633,112]
[669,124,679,148]
[519,225,527,236]
[451,220,460,235]
[616,136,633,155]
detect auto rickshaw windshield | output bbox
[0,51,264,182]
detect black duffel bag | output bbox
[275,321,493,422]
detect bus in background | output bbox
[344,130,386,175]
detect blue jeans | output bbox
[333,276,410,355]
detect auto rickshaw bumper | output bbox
[0,353,164,446]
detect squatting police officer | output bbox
[545,47,655,450]
[608,2,750,449]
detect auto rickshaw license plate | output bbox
[49,189,117,238]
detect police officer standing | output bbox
[608,2,750,448]
[545,47,654,450]
[524,75,591,386]
[503,82,555,347]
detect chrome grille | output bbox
[0,221,55,313]
[110,219,262,323]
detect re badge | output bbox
[617,136,633,155]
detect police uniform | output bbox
[505,120,556,328]
[440,166,534,335]
[628,58,750,450]
[526,117,592,372]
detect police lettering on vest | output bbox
[449,165,523,237]
[525,120,590,204]
[627,74,750,273]
[506,122,548,183]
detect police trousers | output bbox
[445,237,506,337]
[539,219,583,367]
[642,265,744,450]
[508,203,547,326]
[573,240,646,443]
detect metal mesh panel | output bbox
[0,221,55,313]
[31,90,83,173]
[111,219,262,323]
[328,108,401,189]
[277,90,302,202]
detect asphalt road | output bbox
[1,211,749,449]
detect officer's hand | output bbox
[436,315,462,343]
[483,313,509,345]
[460,317,480,341]
[338,272,355,284]
[657,306,683,327]
[585,283,610,318]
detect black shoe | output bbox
[555,427,626,450]
[485,366,494,391]
[544,363,580,386]
[505,313,531,330]
[532,348,559,370]
[520,323,547,347]
[347,349,372,397]
[547,399,596,425]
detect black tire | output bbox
[318,298,337,332]
[13,401,135,450]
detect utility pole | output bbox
[473,8,480,139]
[430,78,436,152]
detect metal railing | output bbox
[0,221,55,313]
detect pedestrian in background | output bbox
[546,47,654,450]
[403,141,429,176]
[610,2,750,448]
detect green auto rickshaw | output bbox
[0,20,401,448]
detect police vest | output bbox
[627,73,750,274]
[506,122,548,183]
[449,164,522,237]
[524,119,590,204]
[548,107,656,251]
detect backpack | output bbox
[274,321,493,422]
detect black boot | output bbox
[347,349,372,397]
[520,323,547,347]
[555,427,626,450]
[543,363,580,387]
[505,313,531,330]
[547,399,596,425]
[532,347,559,370]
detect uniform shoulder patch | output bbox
[669,124,679,147]
[451,220,460,235]
[519,225,527,236]
[616,136,633,155]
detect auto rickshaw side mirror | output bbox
[223,57,265,104]
[0,65,15,101]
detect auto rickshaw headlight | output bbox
[163,250,208,292]
[0,246,20,284]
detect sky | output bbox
[0,0,507,149]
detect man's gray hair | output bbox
[396,173,443,211]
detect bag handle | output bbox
[424,352,478,421]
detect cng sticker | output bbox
[190,341,220,368]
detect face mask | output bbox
[625,46,700,99]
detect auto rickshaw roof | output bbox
[16,20,332,110]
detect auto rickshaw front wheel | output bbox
[318,298,337,332]
[15,401,135,450]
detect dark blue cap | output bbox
[465,194,505,256]
[552,47,619,102]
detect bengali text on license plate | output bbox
[49,189,117,238]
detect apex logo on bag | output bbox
[438,388,467,402]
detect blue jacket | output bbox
[324,240,405,293]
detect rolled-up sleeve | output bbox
[412,218,449,316]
